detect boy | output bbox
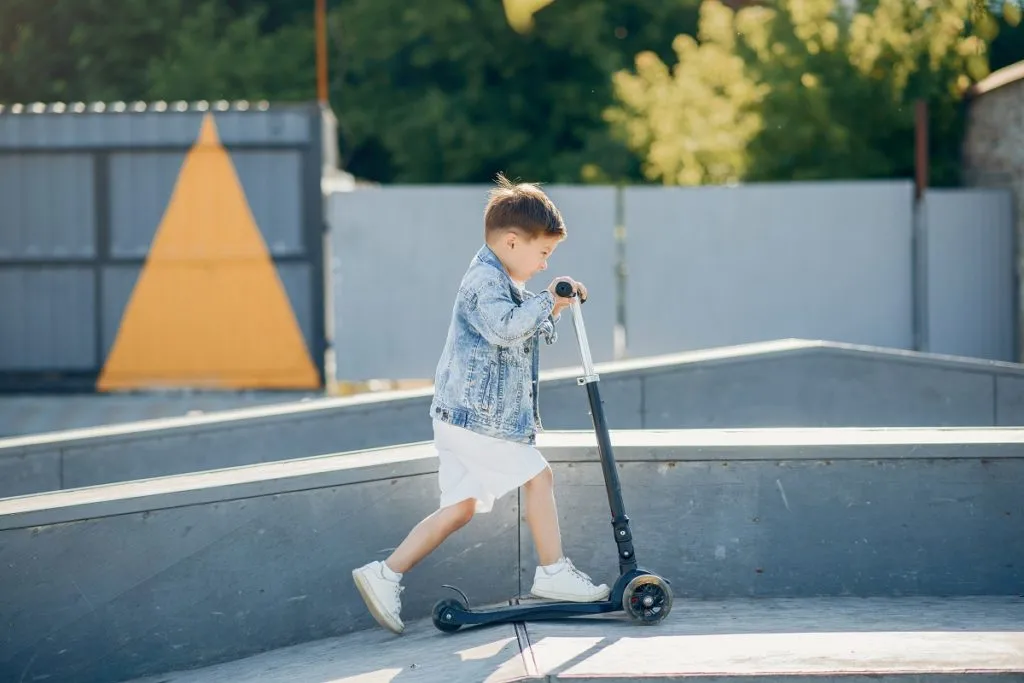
[351,173,609,634]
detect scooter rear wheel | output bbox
[622,574,673,625]
[432,598,465,632]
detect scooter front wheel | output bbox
[622,574,673,625]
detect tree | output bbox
[606,0,1019,186]
[328,0,703,184]
[0,0,313,104]
[0,0,201,103]
[145,1,315,102]
[605,1,770,185]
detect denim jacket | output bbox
[430,244,559,444]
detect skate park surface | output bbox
[2,339,1024,682]
[118,597,1024,682]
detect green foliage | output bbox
[607,0,1016,187]
[0,0,199,102]
[330,0,701,183]
[145,1,315,101]
[1,0,1022,188]
[0,0,312,104]
[606,2,771,185]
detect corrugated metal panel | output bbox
[101,263,315,360]
[100,265,141,358]
[108,152,185,258]
[0,101,328,391]
[0,101,315,149]
[233,151,304,255]
[925,188,1015,362]
[109,150,304,258]
[0,267,96,369]
[276,262,315,353]
[0,154,95,258]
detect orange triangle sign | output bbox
[98,113,320,390]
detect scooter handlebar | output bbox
[554,280,579,299]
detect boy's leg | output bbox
[523,465,610,602]
[386,499,477,574]
[353,498,476,634]
[522,464,563,565]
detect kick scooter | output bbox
[431,281,673,632]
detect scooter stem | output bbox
[568,298,598,383]
[560,285,638,575]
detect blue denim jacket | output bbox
[430,244,559,444]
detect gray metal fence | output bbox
[327,180,1017,380]
[922,187,1016,361]
[0,102,329,392]
[623,180,916,357]
[327,185,619,379]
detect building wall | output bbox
[962,62,1024,360]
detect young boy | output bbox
[351,173,609,634]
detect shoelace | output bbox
[564,559,593,583]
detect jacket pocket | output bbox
[476,361,497,414]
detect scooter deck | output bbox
[440,595,622,628]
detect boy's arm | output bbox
[526,286,562,345]
[466,278,556,347]
[539,317,558,345]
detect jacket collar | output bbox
[475,244,523,301]
[475,243,506,273]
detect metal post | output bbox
[316,0,328,104]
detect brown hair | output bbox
[484,172,566,241]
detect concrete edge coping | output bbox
[2,427,1024,531]
[3,338,1024,452]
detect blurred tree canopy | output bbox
[607,0,1023,186]
[329,0,705,182]
[0,0,1021,186]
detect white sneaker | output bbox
[530,557,610,602]
[352,561,404,634]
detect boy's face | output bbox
[500,231,561,283]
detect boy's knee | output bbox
[526,464,554,490]
[448,498,477,528]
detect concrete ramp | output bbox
[0,390,313,438]
[5,338,1024,498]
[122,597,1024,682]
[2,427,1022,683]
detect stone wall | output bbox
[963,61,1024,359]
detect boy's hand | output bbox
[548,277,587,316]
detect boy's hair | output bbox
[484,172,566,241]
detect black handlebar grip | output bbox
[554,281,575,298]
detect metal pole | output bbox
[316,0,328,104]
[569,299,598,382]
[912,99,929,352]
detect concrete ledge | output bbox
[1,427,1023,683]
[5,338,1024,498]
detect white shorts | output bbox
[434,419,549,514]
